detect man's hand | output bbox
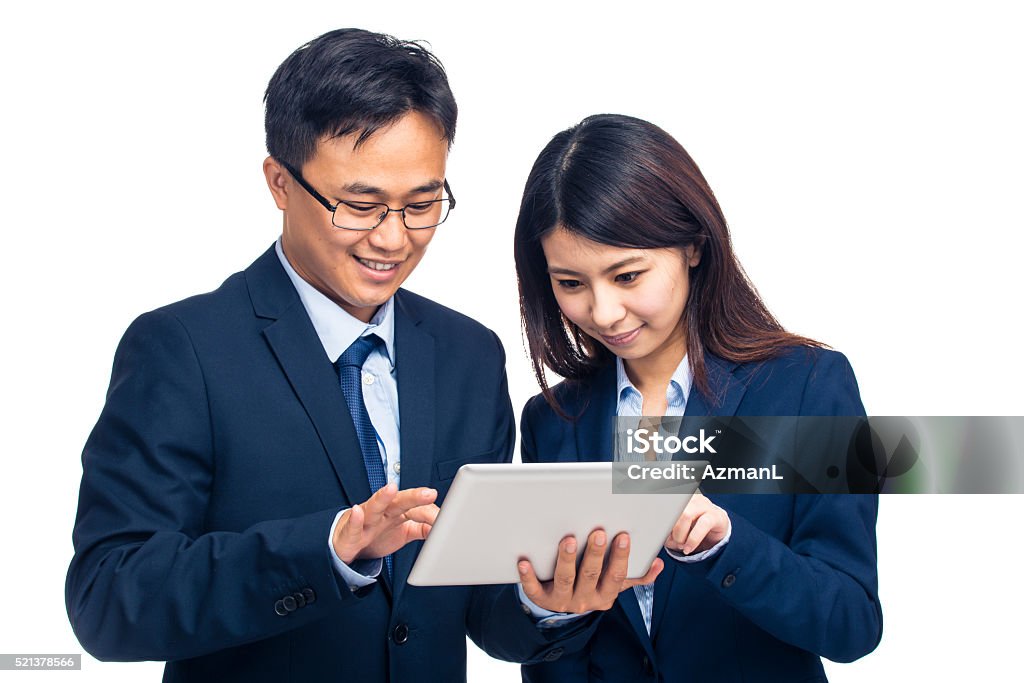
[665,492,731,555]
[517,529,664,613]
[332,483,439,564]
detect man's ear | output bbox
[263,157,289,211]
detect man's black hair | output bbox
[265,28,457,169]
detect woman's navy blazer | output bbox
[521,348,882,683]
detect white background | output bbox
[1,1,1022,680]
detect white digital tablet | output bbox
[407,462,702,586]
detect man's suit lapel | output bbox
[247,246,374,508]
[249,251,439,603]
[390,291,436,605]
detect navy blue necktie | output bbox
[337,334,392,578]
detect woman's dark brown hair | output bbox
[514,114,820,413]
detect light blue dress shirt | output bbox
[616,355,731,632]
[275,239,399,588]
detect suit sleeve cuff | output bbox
[328,509,382,590]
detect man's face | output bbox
[267,111,448,322]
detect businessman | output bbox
[65,29,596,682]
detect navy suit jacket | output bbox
[67,246,589,682]
[521,348,882,683]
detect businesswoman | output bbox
[513,114,882,682]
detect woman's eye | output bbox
[615,271,643,283]
[556,279,582,290]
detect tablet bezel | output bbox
[408,461,701,586]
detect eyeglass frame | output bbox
[281,161,456,231]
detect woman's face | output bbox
[540,226,700,364]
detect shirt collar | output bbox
[615,354,693,409]
[275,238,396,366]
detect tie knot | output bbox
[338,334,380,369]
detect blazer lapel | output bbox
[573,365,617,463]
[570,365,657,660]
[683,353,745,418]
[649,353,746,636]
[390,291,436,605]
[649,548,677,640]
[247,246,373,509]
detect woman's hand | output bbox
[665,492,731,555]
[517,529,664,614]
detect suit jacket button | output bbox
[274,599,288,616]
[392,623,410,644]
[722,573,737,588]
[543,647,564,662]
[282,595,298,612]
[292,592,307,608]
[302,588,316,605]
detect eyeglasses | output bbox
[282,162,456,231]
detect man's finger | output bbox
[402,520,433,543]
[362,483,399,521]
[333,505,366,564]
[385,487,438,516]
[344,504,365,540]
[403,503,440,525]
